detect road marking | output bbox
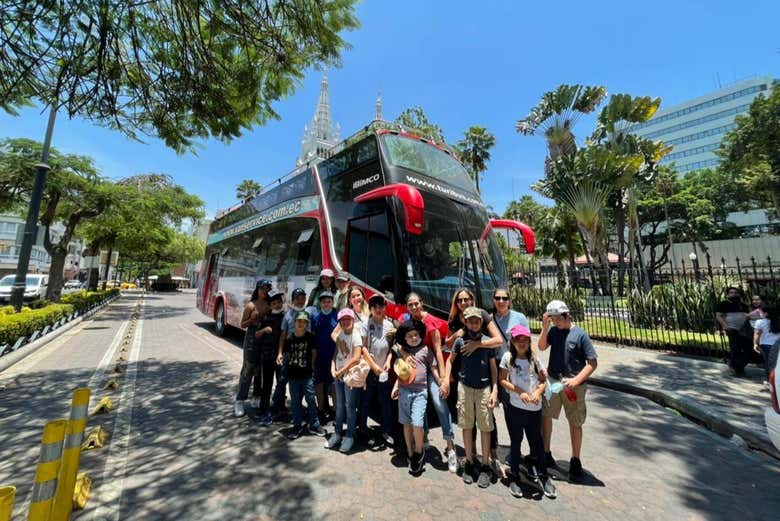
[90,301,144,521]
[87,320,129,405]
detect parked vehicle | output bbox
[766,347,780,453]
[0,274,49,303]
[63,280,84,290]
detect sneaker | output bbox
[326,433,342,450]
[286,426,304,440]
[540,477,557,498]
[381,432,394,447]
[261,413,273,427]
[490,458,505,479]
[477,464,491,488]
[447,449,458,473]
[339,436,354,453]
[509,480,523,498]
[462,460,475,484]
[309,425,327,437]
[411,452,425,474]
[408,453,419,474]
[528,463,540,482]
[569,457,584,482]
[249,397,260,409]
[234,401,245,417]
[545,452,558,470]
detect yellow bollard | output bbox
[50,388,90,521]
[27,419,67,521]
[0,485,16,521]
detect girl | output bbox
[499,324,556,499]
[307,268,336,309]
[754,306,780,384]
[234,279,271,417]
[330,285,371,341]
[327,309,363,453]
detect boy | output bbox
[445,307,498,488]
[256,290,285,426]
[391,319,438,475]
[312,291,338,420]
[280,311,326,439]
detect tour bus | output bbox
[196,122,535,335]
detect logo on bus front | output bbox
[352,173,381,190]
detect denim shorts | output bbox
[399,387,427,427]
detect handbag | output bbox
[344,359,371,389]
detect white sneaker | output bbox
[249,397,260,409]
[447,449,458,473]
[234,401,245,417]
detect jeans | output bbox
[425,374,454,441]
[289,377,320,429]
[270,360,288,413]
[359,372,394,435]
[507,405,545,477]
[254,357,276,412]
[726,330,751,373]
[334,380,360,438]
[760,344,773,380]
[236,342,259,401]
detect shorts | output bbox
[542,383,587,426]
[457,384,494,432]
[398,387,427,427]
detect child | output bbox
[327,309,363,453]
[312,292,338,420]
[391,319,438,475]
[280,310,326,439]
[499,324,556,499]
[255,290,285,426]
[445,307,497,488]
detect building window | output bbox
[665,124,736,146]
[641,104,751,140]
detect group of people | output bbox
[716,286,780,384]
[233,268,599,499]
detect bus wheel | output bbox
[214,300,227,337]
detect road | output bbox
[1,291,779,521]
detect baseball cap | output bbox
[291,288,306,299]
[337,308,355,321]
[256,278,272,288]
[368,294,386,307]
[320,268,335,278]
[318,291,334,301]
[336,272,350,282]
[268,290,283,302]
[294,311,310,322]
[546,300,570,316]
[509,324,531,338]
[463,306,483,320]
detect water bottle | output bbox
[379,371,388,383]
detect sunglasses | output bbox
[456,297,472,303]
[493,296,510,301]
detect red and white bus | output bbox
[196,122,534,335]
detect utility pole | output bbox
[10,106,57,311]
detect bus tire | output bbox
[214,300,227,337]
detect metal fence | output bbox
[505,253,780,357]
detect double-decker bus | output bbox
[196,122,534,335]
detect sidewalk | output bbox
[584,342,777,459]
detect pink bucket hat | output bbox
[509,324,531,338]
[337,308,355,321]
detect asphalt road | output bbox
[1,291,779,521]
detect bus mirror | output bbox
[482,219,536,254]
[354,183,425,235]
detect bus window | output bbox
[346,212,394,293]
[251,219,321,277]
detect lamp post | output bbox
[689,252,701,281]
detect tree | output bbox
[236,179,263,201]
[453,126,496,194]
[719,83,780,217]
[393,107,447,144]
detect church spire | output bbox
[374,91,383,121]
[298,73,338,165]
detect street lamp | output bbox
[689,252,701,281]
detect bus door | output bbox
[345,208,397,301]
[202,252,219,315]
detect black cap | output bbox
[268,290,283,302]
[368,294,386,307]
[291,288,306,299]
[256,278,272,289]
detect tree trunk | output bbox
[565,232,578,289]
[555,257,566,289]
[45,247,67,302]
[102,247,113,291]
[576,227,600,294]
[86,243,101,291]
[614,204,626,296]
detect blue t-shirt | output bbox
[493,310,529,361]
[453,332,495,389]
[312,309,338,360]
[546,326,597,379]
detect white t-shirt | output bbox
[334,329,363,372]
[365,318,394,368]
[500,352,542,412]
[755,319,780,347]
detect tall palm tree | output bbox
[455,126,496,194]
[236,179,262,200]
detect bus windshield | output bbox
[403,195,507,315]
[382,134,476,195]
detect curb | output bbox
[0,296,120,374]
[590,375,780,461]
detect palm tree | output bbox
[236,179,262,200]
[455,126,496,194]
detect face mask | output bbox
[271,307,283,314]
[291,304,304,312]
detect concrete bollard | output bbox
[27,419,67,521]
[0,486,16,521]
[50,388,90,521]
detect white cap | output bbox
[546,300,570,316]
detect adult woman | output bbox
[753,306,780,384]
[307,268,336,309]
[234,279,271,417]
[749,295,765,328]
[330,285,370,341]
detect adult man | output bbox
[538,300,597,482]
[716,286,751,377]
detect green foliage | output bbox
[510,285,585,321]
[0,1,360,152]
[393,107,447,144]
[452,126,496,193]
[236,179,263,201]
[0,303,74,346]
[60,289,119,313]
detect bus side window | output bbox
[346,212,393,292]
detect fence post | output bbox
[0,486,15,521]
[50,388,91,521]
[705,252,714,282]
[736,257,744,283]
[768,256,775,293]
[27,419,68,521]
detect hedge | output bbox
[0,303,74,346]
[60,288,119,313]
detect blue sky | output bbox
[1,0,778,219]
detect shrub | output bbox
[509,285,585,321]
[627,280,724,333]
[60,289,119,313]
[0,303,74,345]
